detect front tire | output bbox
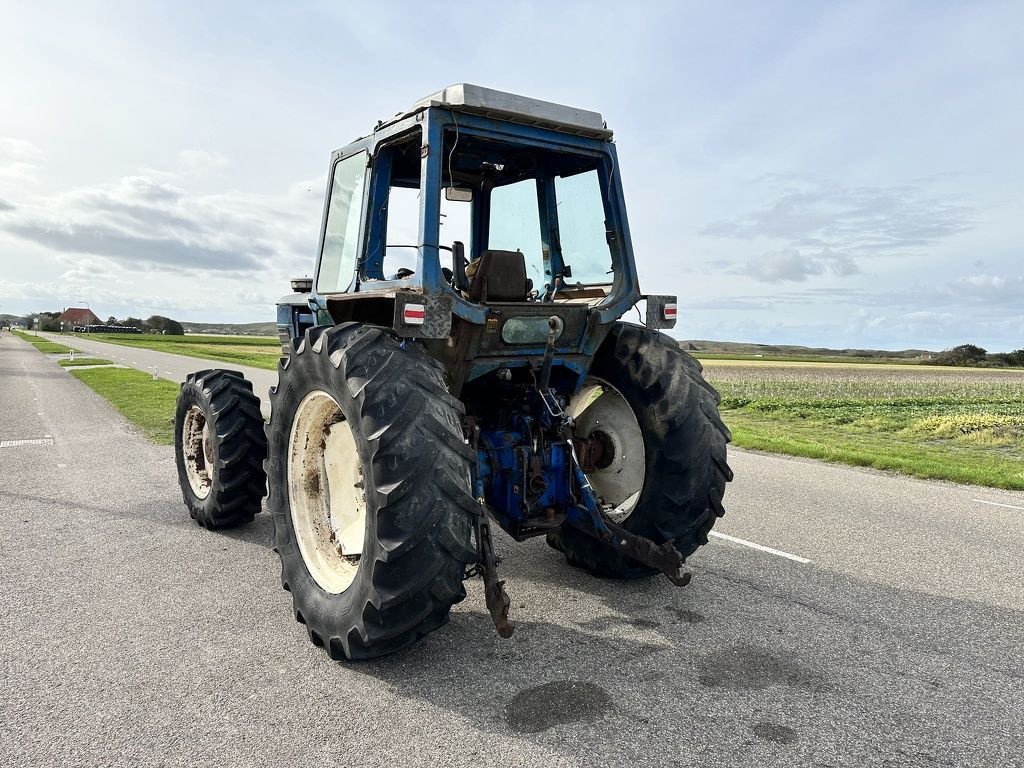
[174,369,267,529]
[266,324,478,660]
[548,323,732,577]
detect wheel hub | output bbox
[182,405,213,499]
[573,429,616,472]
[287,390,367,594]
[568,380,646,523]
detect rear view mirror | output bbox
[445,186,473,202]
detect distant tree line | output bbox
[21,312,185,335]
[928,344,1024,368]
[103,315,185,335]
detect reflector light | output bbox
[403,304,426,325]
[663,303,677,320]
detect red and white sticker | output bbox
[662,303,677,321]
[403,304,426,325]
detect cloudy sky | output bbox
[1,0,1020,350]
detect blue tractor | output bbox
[174,85,732,659]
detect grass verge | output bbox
[59,357,113,367]
[70,367,179,445]
[12,330,78,354]
[721,408,1024,490]
[706,360,1024,490]
[86,333,280,370]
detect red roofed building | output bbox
[58,307,101,328]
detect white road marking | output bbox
[164,371,173,376]
[0,437,55,448]
[710,531,812,564]
[972,498,1024,511]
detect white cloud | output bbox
[702,176,978,283]
[0,171,322,274]
[0,147,325,323]
[0,137,45,188]
[948,273,1024,302]
[0,137,44,163]
[741,246,861,282]
[744,248,823,282]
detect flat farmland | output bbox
[702,359,1024,490]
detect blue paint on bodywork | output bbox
[476,427,573,528]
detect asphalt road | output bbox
[2,331,1022,767]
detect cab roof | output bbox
[384,83,612,140]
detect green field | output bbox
[86,332,280,369]
[703,360,1024,490]
[69,367,179,444]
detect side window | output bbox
[439,192,472,277]
[380,185,473,282]
[383,185,420,279]
[384,186,473,281]
[489,179,544,288]
[316,151,367,294]
[555,170,612,284]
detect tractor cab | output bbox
[280,84,675,393]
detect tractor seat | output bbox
[466,249,531,302]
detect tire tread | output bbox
[266,324,476,660]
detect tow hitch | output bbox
[567,455,691,587]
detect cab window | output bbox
[555,170,611,284]
[488,179,544,287]
[316,151,367,294]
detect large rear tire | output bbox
[548,323,732,577]
[174,369,267,529]
[266,324,478,660]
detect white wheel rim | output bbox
[182,405,213,499]
[287,390,366,594]
[569,378,646,523]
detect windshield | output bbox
[554,170,612,284]
[487,167,613,290]
[441,131,615,293]
[346,128,620,296]
[488,179,544,287]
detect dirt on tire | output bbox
[265,323,478,660]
